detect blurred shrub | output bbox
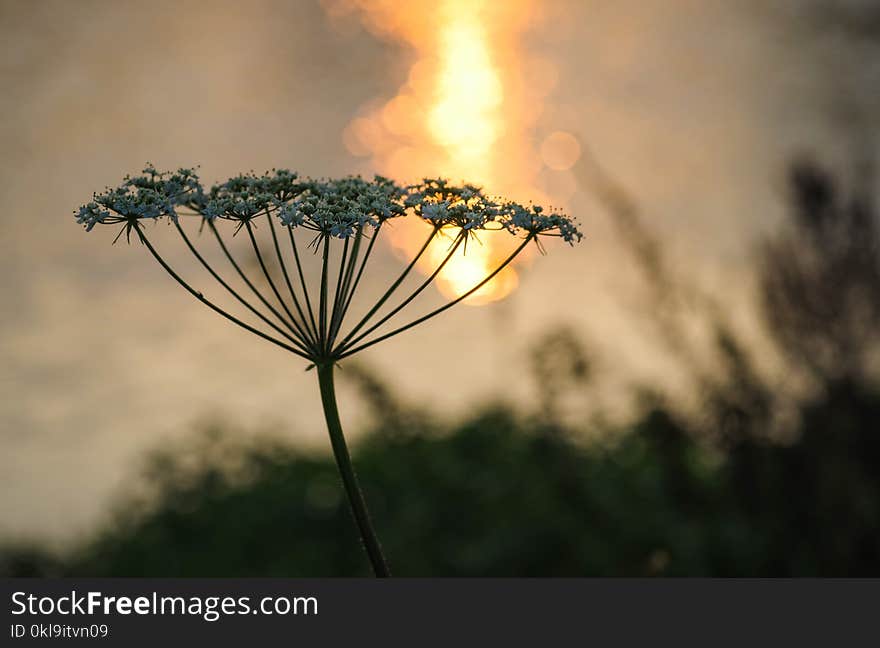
[2,371,864,576]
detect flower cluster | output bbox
[74,165,201,238]
[403,177,582,244]
[281,176,407,240]
[404,178,502,233]
[199,169,302,215]
[76,166,582,245]
[500,203,583,244]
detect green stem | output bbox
[316,363,391,577]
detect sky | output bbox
[1,0,877,543]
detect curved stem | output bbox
[316,363,391,577]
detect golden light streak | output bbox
[427,14,501,166]
[329,0,552,304]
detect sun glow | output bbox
[330,0,549,303]
[428,16,502,165]
[420,5,509,302]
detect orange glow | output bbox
[427,13,502,166]
[329,0,554,303]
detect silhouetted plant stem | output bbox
[337,226,439,348]
[265,212,318,347]
[244,220,313,344]
[207,220,303,340]
[316,362,391,577]
[328,236,351,343]
[287,227,320,342]
[173,222,314,355]
[334,223,382,340]
[319,237,330,353]
[328,226,364,346]
[337,230,465,354]
[337,235,535,359]
[136,227,311,360]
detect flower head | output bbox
[75,165,202,241]
[77,166,582,247]
[202,173,275,224]
[401,178,582,245]
[75,165,581,356]
[501,203,583,244]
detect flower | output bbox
[75,166,203,240]
[501,203,583,244]
[75,166,583,246]
[278,202,304,227]
[73,163,584,579]
[420,201,449,224]
[75,202,111,232]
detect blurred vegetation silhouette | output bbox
[3,158,879,576]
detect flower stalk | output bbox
[75,165,582,576]
[317,362,390,577]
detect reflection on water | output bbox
[1,0,876,542]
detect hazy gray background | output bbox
[1,0,877,543]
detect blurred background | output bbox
[1,0,879,575]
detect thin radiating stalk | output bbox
[136,227,311,361]
[174,222,314,356]
[317,363,390,577]
[328,236,350,346]
[265,213,318,347]
[337,227,439,350]
[336,230,465,355]
[207,220,303,340]
[318,236,330,354]
[337,235,534,359]
[244,221,314,345]
[333,223,381,341]
[327,226,363,347]
[287,227,320,343]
